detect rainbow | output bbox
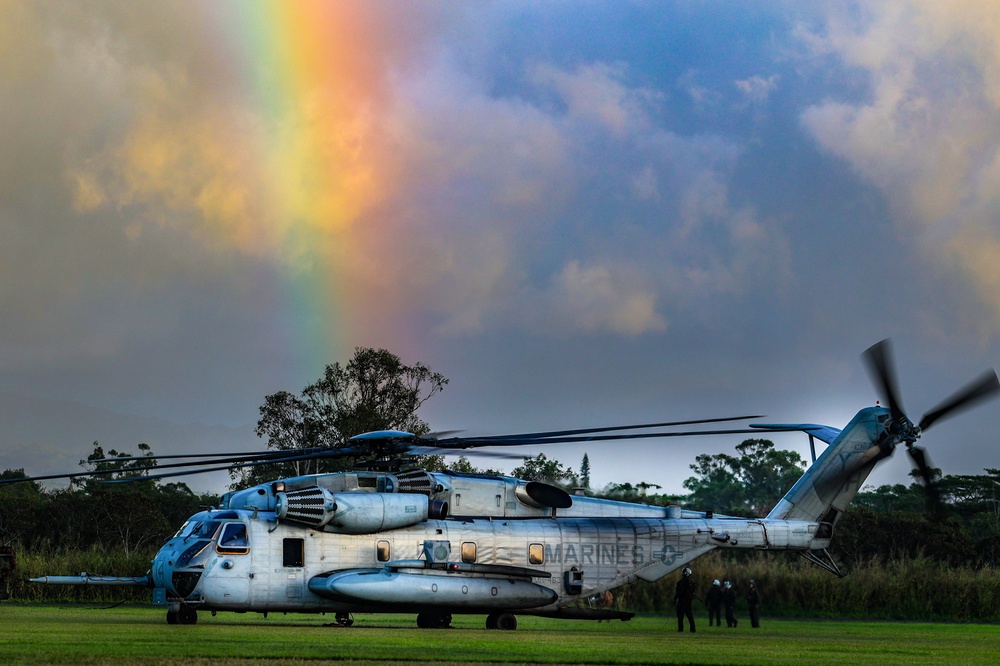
[200,1,406,374]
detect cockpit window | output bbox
[177,540,213,568]
[217,523,249,555]
[177,520,221,540]
[193,521,222,539]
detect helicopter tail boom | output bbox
[766,406,889,524]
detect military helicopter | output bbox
[6,340,999,630]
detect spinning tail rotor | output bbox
[863,339,1000,511]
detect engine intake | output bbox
[276,488,439,533]
[514,481,573,509]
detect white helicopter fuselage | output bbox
[147,406,904,625]
[150,472,830,619]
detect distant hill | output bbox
[0,392,257,494]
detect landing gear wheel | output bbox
[166,610,178,625]
[178,604,198,625]
[334,612,354,627]
[416,611,452,628]
[486,612,517,630]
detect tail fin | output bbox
[764,406,892,525]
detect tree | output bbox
[683,439,805,517]
[597,481,683,505]
[79,442,157,486]
[0,470,44,547]
[854,482,926,513]
[580,453,591,489]
[418,455,502,475]
[511,453,575,484]
[833,506,976,566]
[234,348,448,488]
[77,442,172,556]
[636,481,662,496]
[306,348,448,438]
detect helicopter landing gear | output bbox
[485,612,517,630]
[415,611,452,629]
[334,612,354,627]
[167,604,198,625]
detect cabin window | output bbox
[283,538,304,567]
[461,542,477,563]
[376,540,391,562]
[528,543,544,565]
[217,523,249,555]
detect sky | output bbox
[3,0,1000,496]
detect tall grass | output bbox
[617,551,1000,621]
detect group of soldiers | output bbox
[673,567,760,632]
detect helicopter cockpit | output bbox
[154,510,252,608]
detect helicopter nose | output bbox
[151,549,173,591]
[171,570,203,597]
[152,539,207,598]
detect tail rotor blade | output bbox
[907,445,942,514]
[918,370,1000,432]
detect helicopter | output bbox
[6,340,999,630]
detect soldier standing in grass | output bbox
[723,580,738,627]
[705,579,722,627]
[674,567,697,632]
[747,580,761,628]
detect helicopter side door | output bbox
[250,531,311,611]
[203,521,252,608]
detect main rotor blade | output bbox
[432,415,766,444]
[87,444,336,464]
[918,369,1000,432]
[5,419,785,486]
[863,339,906,422]
[88,416,764,467]
[432,427,788,449]
[408,446,528,460]
[85,448,330,478]
[0,448,326,485]
[0,471,90,486]
[0,446,344,486]
[106,445,374,483]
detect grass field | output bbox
[0,604,996,665]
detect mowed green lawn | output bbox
[0,605,996,665]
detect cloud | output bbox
[678,69,722,109]
[735,74,779,104]
[530,62,663,135]
[363,57,790,340]
[799,1,1000,328]
[547,260,666,336]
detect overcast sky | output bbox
[3,1,1000,496]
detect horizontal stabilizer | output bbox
[750,423,841,444]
